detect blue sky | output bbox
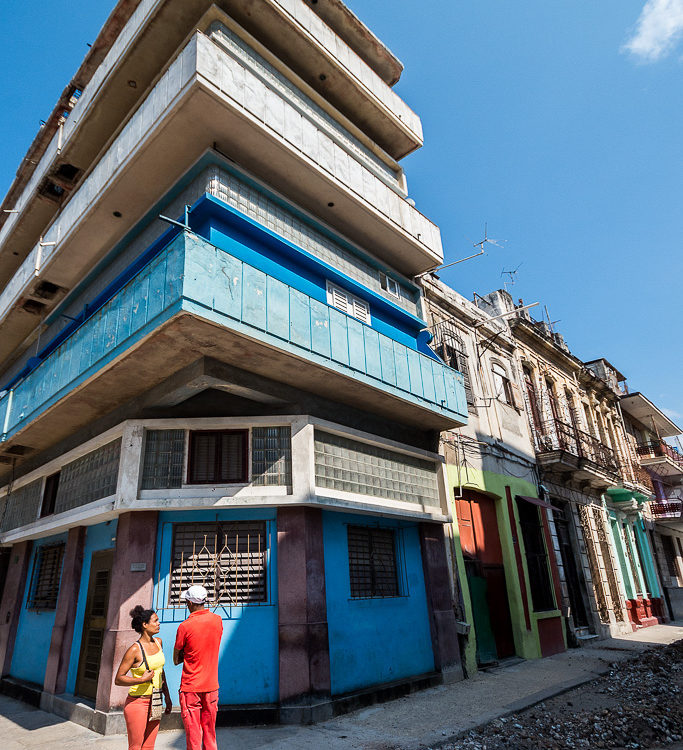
[0,1,681,427]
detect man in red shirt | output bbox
[173,585,223,750]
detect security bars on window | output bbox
[347,525,399,598]
[28,544,65,609]
[169,522,268,606]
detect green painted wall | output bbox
[444,464,565,671]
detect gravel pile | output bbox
[439,640,683,750]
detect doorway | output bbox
[75,550,114,700]
[0,549,10,604]
[455,490,516,664]
[552,503,590,631]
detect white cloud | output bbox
[623,0,683,61]
[662,407,683,420]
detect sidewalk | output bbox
[2,622,682,750]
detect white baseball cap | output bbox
[183,585,208,604]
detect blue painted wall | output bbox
[323,511,435,695]
[11,532,68,686]
[153,509,279,705]
[65,520,118,696]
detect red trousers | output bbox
[179,690,219,750]
[123,696,160,750]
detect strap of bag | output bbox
[137,639,151,672]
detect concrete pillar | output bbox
[96,511,158,712]
[277,507,331,721]
[419,522,463,683]
[0,541,32,677]
[43,527,86,695]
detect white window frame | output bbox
[379,272,401,299]
[326,281,371,324]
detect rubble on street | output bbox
[444,640,683,750]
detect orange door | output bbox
[456,491,516,661]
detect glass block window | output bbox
[28,543,65,609]
[169,521,268,606]
[252,427,292,486]
[348,526,399,598]
[0,480,43,532]
[314,431,439,506]
[54,439,121,514]
[141,430,185,489]
[188,431,248,484]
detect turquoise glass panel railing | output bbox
[0,233,467,441]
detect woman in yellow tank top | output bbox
[115,606,172,750]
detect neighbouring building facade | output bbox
[492,294,667,640]
[0,0,468,733]
[619,389,683,620]
[422,279,566,674]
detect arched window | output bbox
[433,324,474,408]
[491,362,513,405]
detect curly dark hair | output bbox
[129,605,156,634]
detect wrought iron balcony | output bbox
[534,418,620,477]
[650,499,683,520]
[636,440,683,474]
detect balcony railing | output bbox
[0,232,467,445]
[534,418,620,475]
[637,440,683,469]
[650,500,683,519]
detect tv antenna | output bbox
[544,304,561,333]
[415,223,506,278]
[501,263,522,292]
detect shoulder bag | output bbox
[138,639,164,722]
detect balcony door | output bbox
[456,490,516,665]
[553,504,590,630]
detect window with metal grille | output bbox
[169,522,268,606]
[28,544,65,610]
[516,500,555,612]
[347,526,399,598]
[187,431,248,484]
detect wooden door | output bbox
[0,549,9,604]
[456,491,516,663]
[75,550,113,700]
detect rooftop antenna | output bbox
[501,262,522,292]
[415,223,506,278]
[543,304,561,333]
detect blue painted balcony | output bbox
[0,221,467,456]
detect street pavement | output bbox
[1,621,681,750]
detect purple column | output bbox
[0,541,33,677]
[419,522,463,681]
[277,507,331,713]
[43,526,86,695]
[96,511,158,712]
